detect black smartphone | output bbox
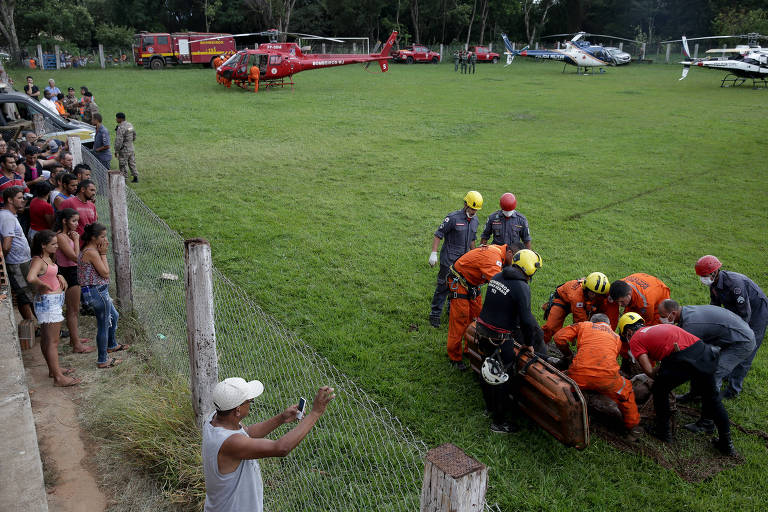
[297,397,307,419]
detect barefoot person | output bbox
[78,223,128,368]
[55,208,93,354]
[27,230,80,386]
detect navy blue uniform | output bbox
[430,210,478,321]
[710,270,768,394]
[480,210,531,247]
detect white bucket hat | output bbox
[212,377,264,411]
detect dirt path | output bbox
[23,345,108,512]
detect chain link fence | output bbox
[82,150,445,511]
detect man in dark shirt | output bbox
[92,113,112,169]
[23,76,40,99]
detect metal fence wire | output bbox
[82,150,489,511]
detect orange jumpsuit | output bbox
[554,321,639,428]
[619,273,670,326]
[541,280,615,342]
[249,66,260,92]
[447,244,507,362]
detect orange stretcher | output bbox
[465,321,590,449]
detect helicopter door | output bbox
[259,55,269,76]
[178,39,190,64]
[234,53,248,79]
[268,55,283,77]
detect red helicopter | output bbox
[212,30,398,91]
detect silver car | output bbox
[605,47,631,65]
[0,89,95,145]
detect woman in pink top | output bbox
[27,230,80,386]
[55,208,93,354]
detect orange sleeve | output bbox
[553,323,581,351]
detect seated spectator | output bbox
[27,181,54,241]
[1,187,35,320]
[63,87,79,118]
[27,230,80,386]
[59,179,97,241]
[51,172,77,211]
[24,76,40,99]
[44,78,61,97]
[54,93,67,116]
[40,90,59,114]
[55,208,93,354]
[79,222,128,368]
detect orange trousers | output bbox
[568,370,639,429]
[446,278,482,362]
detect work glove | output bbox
[429,251,438,267]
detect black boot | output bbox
[712,433,737,456]
[647,424,672,443]
[683,419,715,434]
[675,391,701,404]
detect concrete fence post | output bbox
[322,43,326,53]
[556,42,560,49]
[420,443,487,512]
[694,43,699,59]
[98,44,105,69]
[107,171,133,312]
[440,43,444,61]
[36,45,43,68]
[535,42,539,50]
[641,42,646,60]
[665,44,671,63]
[184,238,219,427]
[55,45,61,70]
[488,43,492,52]
[67,136,82,166]
[619,42,623,51]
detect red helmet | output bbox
[500,193,517,211]
[695,255,722,276]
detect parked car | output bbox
[605,47,631,65]
[0,90,95,145]
[391,45,441,64]
[468,46,500,63]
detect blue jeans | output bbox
[82,284,119,364]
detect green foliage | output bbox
[17,0,95,47]
[712,8,768,35]
[94,23,135,49]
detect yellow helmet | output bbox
[583,272,610,295]
[618,312,644,338]
[464,190,483,210]
[512,249,542,277]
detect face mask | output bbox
[502,210,515,217]
[466,211,476,219]
[700,276,714,286]
[659,315,673,324]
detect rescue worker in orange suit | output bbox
[475,249,543,432]
[607,273,670,327]
[249,65,260,93]
[446,244,517,370]
[480,193,531,249]
[554,313,641,439]
[541,272,614,342]
[213,55,224,69]
[428,191,483,328]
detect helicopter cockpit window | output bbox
[223,54,240,67]
[143,36,154,48]
[269,55,282,65]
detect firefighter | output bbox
[696,255,768,398]
[480,193,531,249]
[619,313,736,455]
[213,54,224,69]
[554,314,641,438]
[428,191,483,328]
[447,245,535,370]
[249,65,260,93]
[608,273,670,326]
[541,272,614,342]
[475,249,543,431]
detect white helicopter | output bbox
[667,33,768,88]
[501,32,637,75]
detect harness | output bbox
[542,284,570,320]
[476,318,513,347]
[448,265,480,300]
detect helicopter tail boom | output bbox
[379,31,398,57]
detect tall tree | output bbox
[465,0,477,47]
[245,0,298,40]
[478,0,489,44]
[410,0,420,43]
[0,0,20,62]
[523,0,557,45]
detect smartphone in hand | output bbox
[297,397,307,420]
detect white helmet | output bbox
[481,356,509,386]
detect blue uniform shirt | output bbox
[93,124,112,162]
[710,270,768,327]
[481,210,531,246]
[434,209,478,267]
[679,305,755,347]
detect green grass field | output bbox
[17,58,768,510]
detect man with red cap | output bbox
[695,255,768,398]
[480,192,532,249]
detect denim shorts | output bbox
[34,292,65,324]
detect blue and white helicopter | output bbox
[501,32,636,74]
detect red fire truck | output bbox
[133,32,237,69]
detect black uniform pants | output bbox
[430,264,451,319]
[477,333,516,425]
[652,342,729,437]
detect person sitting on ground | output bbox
[27,230,80,386]
[78,222,128,368]
[203,378,335,512]
[27,181,54,241]
[55,209,93,354]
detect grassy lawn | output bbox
[16,58,768,510]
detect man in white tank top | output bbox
[202,377,335,512]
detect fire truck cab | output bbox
[134,32,236,70]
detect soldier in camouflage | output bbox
[62,87,80,118]
[115,112,138,183]
[81,92,99,125]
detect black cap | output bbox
[68,87,75,91]
[116,112,125,119]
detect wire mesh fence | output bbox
[82,149,444,510]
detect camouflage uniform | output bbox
[82,101,99,125]
[115,121,137,179]
[62,94,79,118]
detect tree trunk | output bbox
[282,0,296,37]
[465,0,477,48]
[410,0,420,44]
[0,0,21,63]
[440,0,447,44]
[478,0,489,46]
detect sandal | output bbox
[107,343,130,353]
[98,358,122,369]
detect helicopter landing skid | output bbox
[720,74,747,88]
[263,76,295,91]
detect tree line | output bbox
[0,0,766,61]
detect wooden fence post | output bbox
[98,44,105,69]
[67,136,82,166]
[107,171,133,311]
[184,238,219,427]
[55,45,61,70]
[421,443,487,512]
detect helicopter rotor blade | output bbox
[287,32,344,43]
